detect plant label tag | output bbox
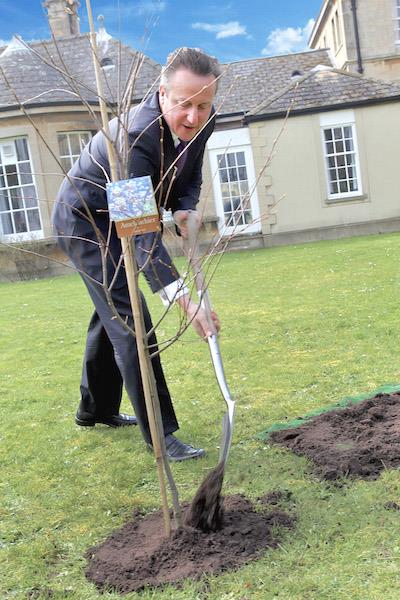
[106,175,160,238]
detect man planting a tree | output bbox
[53,47,221,461]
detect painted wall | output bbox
[247,102,400,240]
[0,107,99,240]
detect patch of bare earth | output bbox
[270,392,400,480]
[85,493,295,593]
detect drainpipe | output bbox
[350,0,364,73]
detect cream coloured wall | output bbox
[0,108,101,239]
[248,102,400,238]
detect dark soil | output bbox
[184,462,225,532]
[270,392,400,480]
[85,493,295,594]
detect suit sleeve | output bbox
[127,130,182,293]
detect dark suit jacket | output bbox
[52,92,216,292]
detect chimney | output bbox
[43,0,81,37]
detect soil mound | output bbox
[85,493,295,593]
[270,392,400,480]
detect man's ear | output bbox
[159,85,166,106]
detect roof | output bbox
[0,35,332,116]
[0,33,161,111]
[245,66,400,121]
[214,48,333,115]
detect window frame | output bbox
[320,111,363,202]
[0,136,43,242]
[395,0,400,42]
[57,130,93,172]
[207,129,261,236]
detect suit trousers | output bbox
[77,273,179,443]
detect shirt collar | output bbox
[171,132,180,148]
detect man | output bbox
[52,47,221,461]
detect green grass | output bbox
[1,232,400,599]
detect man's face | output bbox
[159,68,217,142]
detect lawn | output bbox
[1,232,400,599]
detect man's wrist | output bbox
[159,278,189,307]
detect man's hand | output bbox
[173,209,200,239]
[176,295,220,339]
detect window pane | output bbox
[345,139,354,151]
[328,168,337,182]
[244,210,252,223]
[238,166,247,180]
[327,156,335,168]
[217,154,226,168]
[80,133,90,146]
[60,157,71,173]
[0,190,10,211]
[333,127,342,140]
[338,168,346,180]
[349,180,358,192]
[230,182,240,197]
[228,168,237,181]
[326,142,334,154]
[0,166,4,188]
[227,153,236,167]
[15,138,29,161]
[27,209,41,231]
[324,129,333,141]
[224,211,233,225]
[330,181,338,194]
[236,151,245,165]
[5,164,18,187]
[23,185,38,208]
[1,212,13,234]
[220,183,230,197]
[339,181,348,193]
[14,210,27,233]
[19,162,33,184]
[336,155,345,167]
[58,133,69,156]
[69,134,82,155]
[10,187,23,210]
[335,140,344,153]
[343,126,352,138]
[219,168,228,183]
[239,180,249,195]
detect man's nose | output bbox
[186,107,199,126]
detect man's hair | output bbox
[161,47,221,90]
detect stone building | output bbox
[1,0,400,280]
[309,0,400,81]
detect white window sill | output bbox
[0,230,44,244]
[325,193,367,206]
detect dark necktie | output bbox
[175,140,187,176]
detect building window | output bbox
[0,137,42,240]
[208,128,260,235]
[331,9,342,52]
[396,0,400,40]
[57,131,92,172]
[334,10,342,47]
[322,124,361,199]
[216,151,252,228]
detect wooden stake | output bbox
[85,0,172,536]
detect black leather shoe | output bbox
[75,412,138,428]
[147,434,205,462]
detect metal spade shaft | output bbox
[184,212,235,466]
